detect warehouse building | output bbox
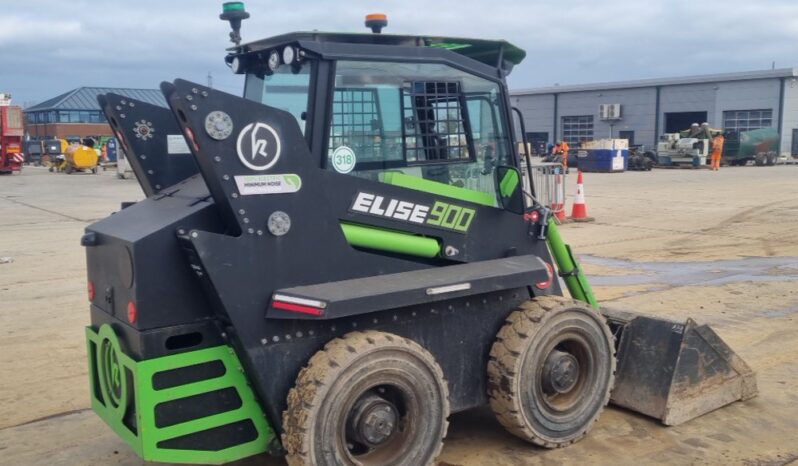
[511,68,798,156]
[24,87,165,140]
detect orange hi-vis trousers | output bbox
[711,152,722,170]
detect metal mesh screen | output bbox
[402,81,470,163]
[329,88,383,160]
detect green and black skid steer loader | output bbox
[83,4,757,465]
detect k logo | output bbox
[236,122,282,171]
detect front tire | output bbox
[282,330,450,466]
[487,296,615,448]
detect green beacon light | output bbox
[220,2,250,46]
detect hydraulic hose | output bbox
[545,218,598,309]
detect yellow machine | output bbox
[52,139,99,174]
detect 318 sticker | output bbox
[331,146,356,174]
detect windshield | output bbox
[243,64,312,135]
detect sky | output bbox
[2,0,797,107]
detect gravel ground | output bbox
[1,165,797,465]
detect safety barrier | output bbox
[521,160,567,218]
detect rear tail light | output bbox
[535,262,555,289]
[87,281,95,301]
[127,301,138,324]
[524,210,540,223]
[272,294,326,316]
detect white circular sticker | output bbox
[236,122,281,171]
[331,146,356,174]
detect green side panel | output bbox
[86,325,275,465]
[499,169,520,198]
[546,219,598,308]
[382,171,497,207]
[341,222,441,258]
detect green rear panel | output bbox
[86,325,275,464]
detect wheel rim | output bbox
[337,382,417,465]
[537,335,593,414]
[519,312,609,435]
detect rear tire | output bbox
[487,296,615,448]
[766,152,776,166]
[282,330,449,466]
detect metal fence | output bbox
[520,160,567,215]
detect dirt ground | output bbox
[1,165,797,465]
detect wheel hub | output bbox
[542,350,580,394]
[347,392,398,447]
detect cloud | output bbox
[3,0,797,106]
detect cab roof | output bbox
[236,32,526,69]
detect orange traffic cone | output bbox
[551,173,566,221]
[570,171,594,222]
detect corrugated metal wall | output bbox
[512,77,792,153]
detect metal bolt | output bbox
[115,105,122,111]
[223,174,230,180]
[247,228,254,234]
[190,104,197,111]
[273,336,280,342]
[261,338,267,345]
[296,331,303,338]
[256,230,263,236]
[308,330,314,336]
[231,193,238,198]
[129,102,135,107]
[243,217,250,223]
[140,155,146,159]
[214,156,221,162]
[238,209,246,214]
[191,232,199,238]
[147,169,154,175]
[177,229,185,235]
[285,334,292,340]
[155,184,161,189]
[191,88,198,94]
[120,113,126,118]
[201,90,209,97]
[186,95,193,101]
[120,99,127,105]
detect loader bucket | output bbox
[602,308,757,426]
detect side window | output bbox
[327,61,512,207]
[243,65,312,135]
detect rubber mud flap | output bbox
[601,308,757,425]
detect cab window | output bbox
[327,61,512,207]
[244,64,312,135]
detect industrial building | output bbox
[24,87,165,140]
[511,68,798,156]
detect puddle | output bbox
[580,255,798,287]
[762,306,798,318]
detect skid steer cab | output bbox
[83,3,756,465]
